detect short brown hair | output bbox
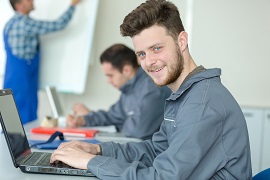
[100,44,139,72]
[120,0,185,40]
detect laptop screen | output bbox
[0,89,30,160]
[45,86,64,118]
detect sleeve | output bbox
[87,104,229,180]
[25,6,75,35]
[84,95,127,130]
[121,87,168,139]
[87,140,158,179]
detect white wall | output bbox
[190,0,270,108]
[1,0,268,119]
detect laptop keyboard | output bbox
[26,152,72,168]
[36,153,52,166]
[24,152,50,166]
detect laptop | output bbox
[45,86,66,127]
[0,89,94,176]
[45,86,64,118]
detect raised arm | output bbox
[25,0,81,35]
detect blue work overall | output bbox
[3,20,40,124]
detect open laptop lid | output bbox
[0,89,94,177]
[45,86,64,118]
[0,89,31,168]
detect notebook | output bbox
[0,89,95,176]
[30,126,99,137]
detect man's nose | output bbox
[145,53,157,67]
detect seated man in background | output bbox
[66,44,171,139]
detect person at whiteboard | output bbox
[66,44,171,140]
[3,0,80,124]
[50,1,251,179]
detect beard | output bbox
[154,45,184,87]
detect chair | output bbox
[253,168,270,180]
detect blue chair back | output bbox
[253,168,270,180]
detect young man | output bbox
[66,44,171,140]
[3,0,80,124]
[50,1,252,179]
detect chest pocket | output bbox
[163,117,177,139]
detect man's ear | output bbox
[122,64,132,77]
[178,31,188,52]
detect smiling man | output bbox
[50,1,252,179]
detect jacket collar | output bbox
[168,67,221,101]
[120,67,144,94]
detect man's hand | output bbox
[71,0,80,6]
[57,140,101,154]
[50,141,100,169]
[73,103,90,116]
[66,114,86,128]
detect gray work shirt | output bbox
[87,68,252,179]
[84,67,171,139]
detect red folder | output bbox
[30,127,99,137]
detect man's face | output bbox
[132,25,184,88]
[101,62,129,89]
[19,0,34,13]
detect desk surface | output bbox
[0,121,142,179]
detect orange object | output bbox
[31,126,99,137]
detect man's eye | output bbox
[138,52,146,57]
[154,46,161,51]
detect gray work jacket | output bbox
[88,68,252,179]
[84,68,171,139]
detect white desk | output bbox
[0,121,142,179]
